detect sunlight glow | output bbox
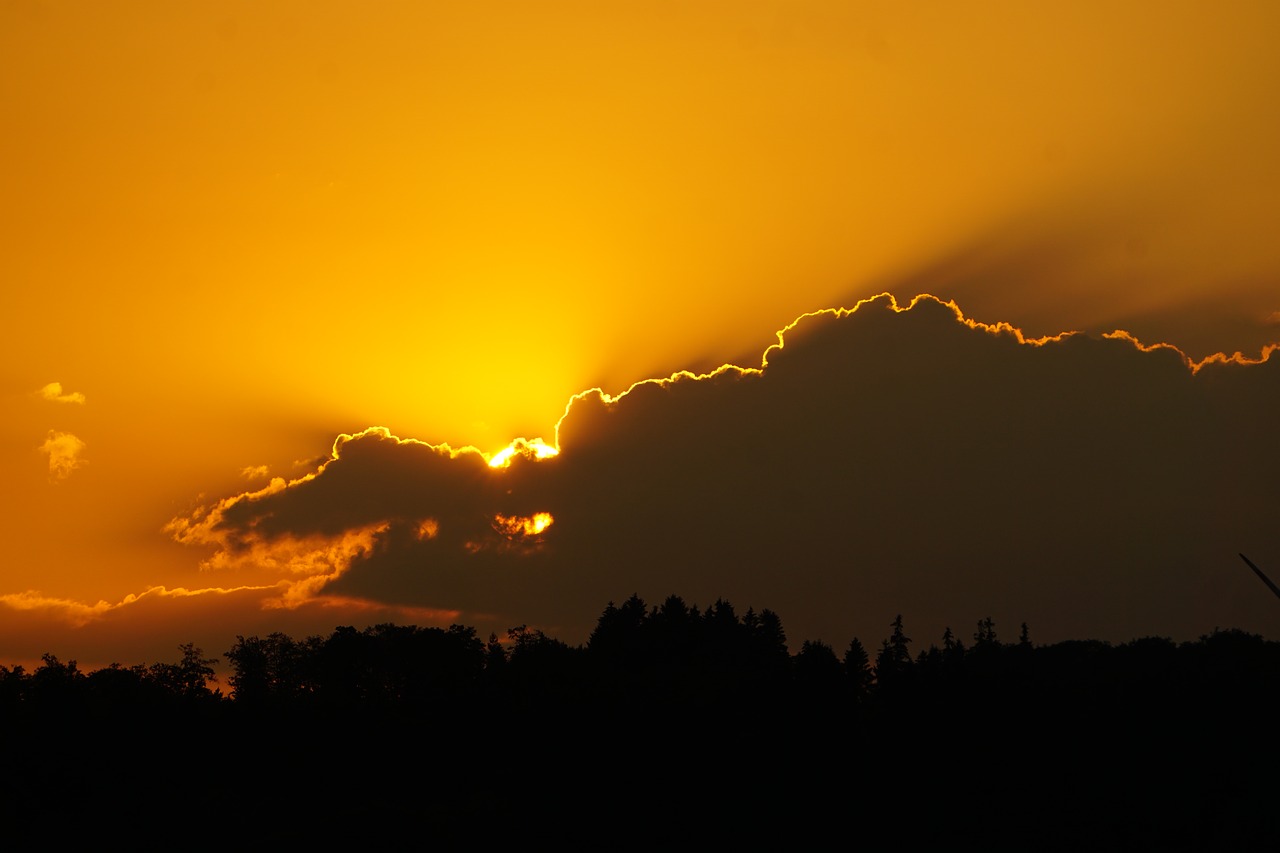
[488,438,560,468]
[493,512,555,539]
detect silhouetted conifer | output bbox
[485,632,507,671]
[973,617,998,650]
[745,607,790,674]
[915,642,943,674]
[843,637,874,699]
[941,626,965,666]
[794,639,844,702]
[875,616,915,697]
[587,594,648,667]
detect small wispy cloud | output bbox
[37,382,86,404]
[241,465,271,480]
[40,431,87,481]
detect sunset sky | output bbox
[3,1,1279,671]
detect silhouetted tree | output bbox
[84,663,154,708]
[697,598,748,685]
[147,643,220,699]
[744,607,790,676]
[587,594,649,667]
[876,615,913,689]
[30,653,85,708]
[225,632,313,705]
[485,632,508,672]
[0,664,27,709]
[973,617,998,650]
[794,639,844,702]
[645,594,699,670]
[915,641,943,676]
[942,626,966,667]
[844,637,874,699]
[506,625,582,689]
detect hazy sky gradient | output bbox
[3,2,1278,667]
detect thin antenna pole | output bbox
[1239,553,1280,601]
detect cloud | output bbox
[39,431,87,481]
[0,585,273,629]
[37,382,86,404]
[240,465,271,480]
[0,590,114,628]
[170,294,1280,646]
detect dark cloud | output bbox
[173,295,1280,646]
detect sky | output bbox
[3,1,1279,671]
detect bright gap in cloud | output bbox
[487,437,559,468]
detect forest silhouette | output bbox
[3,594,1278,845]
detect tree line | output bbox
[3,593,1277,717]
[4,594,1279,845]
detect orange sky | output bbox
[3,2,1279,671]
